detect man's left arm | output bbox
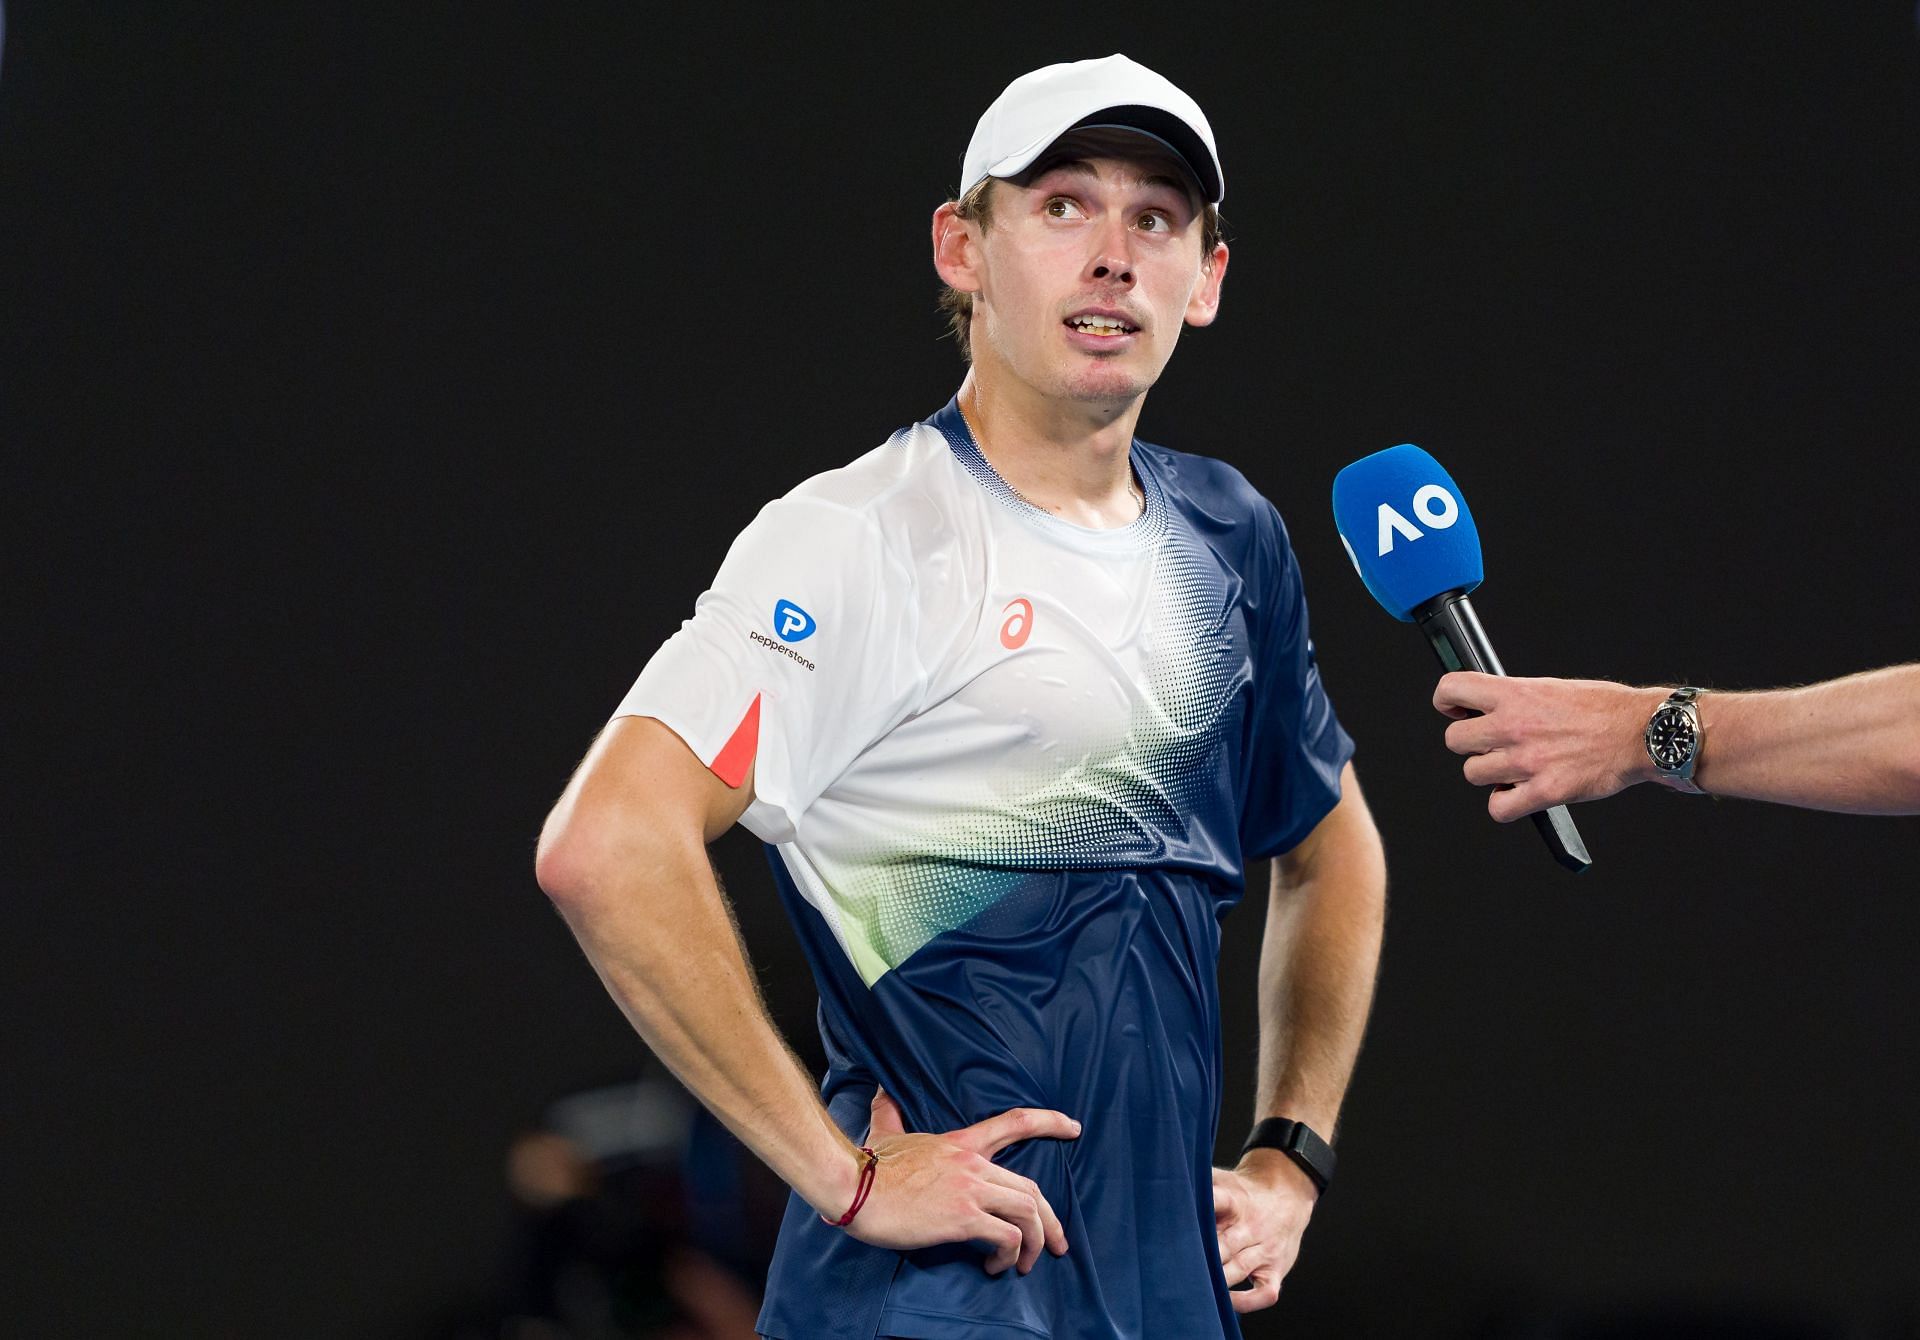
[1214,761,1386,1312]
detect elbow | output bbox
[535,790,692,911]
[534,807,593,909]
[535,796,630,912]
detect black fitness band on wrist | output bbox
[1239,1117,1336,1195]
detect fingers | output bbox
[959,1106,1082,1157]
[982,1162,1068,1258]
[1433,670,1501,718]
[1462,750,1527,787]
[1230,1268,1281,1314]
[1443,714,1501,756]
[1216,1222,1257,1280]
[955,1109,1076,1274]
[1439,677,1553,815]
[1211,1173,1242,1225]
[1220,1241,1260,1287]
[976,1180,1052,1274]
[967,1212,1026,1276]
[847,1121,1075,1277]
[1211,1163,1301,1312]
[868,1087,906,1141]
[1489,781,1551,824]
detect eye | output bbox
[1136,210,1173,233]
[1044,196,1084,219]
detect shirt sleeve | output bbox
[1240,499,1357,862]
[612,495,923,845]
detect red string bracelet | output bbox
[821,1146,879,1228]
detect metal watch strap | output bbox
[1650,686,1706,795]
[1239,1117,1335,1195]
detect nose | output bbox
[1086,217,1136,287]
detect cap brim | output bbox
[980,104,1224,205]
[1063,122,1213,203]
[1067,106,1222,204]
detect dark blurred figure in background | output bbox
[433,1068,783,1340]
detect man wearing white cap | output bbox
[537,53,1386,1338]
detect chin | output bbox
[1059,361,1155,404]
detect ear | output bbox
[1184,240,1230,328]
[932,201,983,295]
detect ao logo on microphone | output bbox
[1373,483,1460,556]
[772,599,816,642]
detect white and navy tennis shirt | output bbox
[614,397,1355,1340]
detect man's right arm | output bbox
[1688,664,1920,812]
[534,714,1076,1273]
[1433,663,1920,817]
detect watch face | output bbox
[1647,706,1698,769]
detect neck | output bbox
[956,369,1144,529]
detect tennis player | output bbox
[537,54,1388,1339]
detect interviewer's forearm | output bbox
[1691,665,1920,814]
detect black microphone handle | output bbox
[1415,590,1592,874]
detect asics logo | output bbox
[773,599,817,642]
[999,597,1033,650]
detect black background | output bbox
[5,4,1918,1336]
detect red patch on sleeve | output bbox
[709,693,761,789]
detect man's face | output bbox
[938,146,1228,407]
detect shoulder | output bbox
[781,422,952,516]
[726,421,962,591]
[1136,438,1268,514]
[1137,438,1298,569]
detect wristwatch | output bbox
[1645,686,1706,794]
[1239,1117,1335,1196]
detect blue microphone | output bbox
[1333,444,1591,873]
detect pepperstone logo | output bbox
[749,629,816,672]
[773,599,816,642]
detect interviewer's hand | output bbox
[1434,672,1667,820]
[838,1087,1077,1276]
[1213,1152,1317,1313]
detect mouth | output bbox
[1062,310,1141,339]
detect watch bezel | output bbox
[1645,688,1703,780]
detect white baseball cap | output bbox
[959,53,1225,205]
